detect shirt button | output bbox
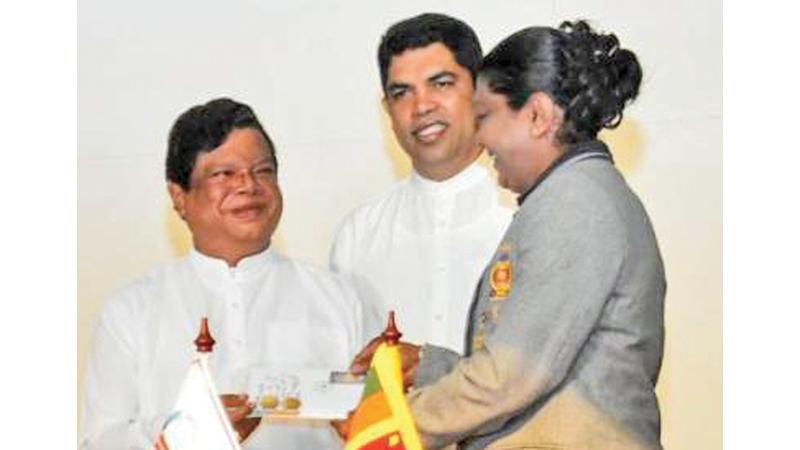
[434,314,444,321]
[234,339,243,346]
[231,302,240,310]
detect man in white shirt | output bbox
[330,13,513,353]
[81,98,376,449]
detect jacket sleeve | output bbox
[80,296,166,450]
[407,174,626,449]
[414,344,463,388]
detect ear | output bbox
[525,92,560,140]
[167,181,188,220]
[381,96,389,114]
[382,96,402,135]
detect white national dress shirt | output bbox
[81,247,377,450]
[330,162,513,353]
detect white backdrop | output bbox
[78,0,721,448]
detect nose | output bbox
[413,88,436,117]
[234,169,261,194]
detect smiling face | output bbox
[474,79,563,194]
[383,43,481,181]
[168,127,283,266]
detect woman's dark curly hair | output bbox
[479,20,642,145]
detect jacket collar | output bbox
[517,140,613,206]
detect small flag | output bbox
[345,342,423,450]
[152,318,242,450]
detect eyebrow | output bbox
[204,156,274,170]
[386,70,459,92]
[386,81,410,93]
[429,71,457,83]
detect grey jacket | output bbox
[407,141,666,450]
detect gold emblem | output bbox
[489,246,513,300]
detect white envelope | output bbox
[246,367,364,421]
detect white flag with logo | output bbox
[152,354,242,450]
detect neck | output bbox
[518,143,563,194]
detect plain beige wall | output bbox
[78,0,721,448]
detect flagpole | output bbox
[193,317,243,450]
[344,311,424,450]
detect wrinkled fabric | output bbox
[81,247,379,449]
[409,142,666,450]
[331,162,513,352]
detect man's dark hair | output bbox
[166,97,277,190]
[378,13,482,91]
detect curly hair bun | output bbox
[558,20,642,142]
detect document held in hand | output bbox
[246,367,364,420]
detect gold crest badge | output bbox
[489,245,513,300]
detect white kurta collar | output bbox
[188,246,276,294]
[409,160,486,197]
[402,162,501,231]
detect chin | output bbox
[497,176,510,191]
[238,239,271,256]
[229,227,270,245]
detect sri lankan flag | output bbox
[345,343,423,450]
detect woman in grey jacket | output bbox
[350,20,666,450]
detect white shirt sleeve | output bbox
[330,214,388,342]
[329,214,356,275]
[80,297,165,449]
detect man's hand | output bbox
[220,393,260,442]
[349,336,384,376]
[349,336,422,391]
[397,341,422,390]
[331,410,355,442]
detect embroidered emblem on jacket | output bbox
[490,245,513,300]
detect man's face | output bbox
[168,127,283,261]
[384,42,479,180]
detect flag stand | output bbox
[152,317,243,450]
